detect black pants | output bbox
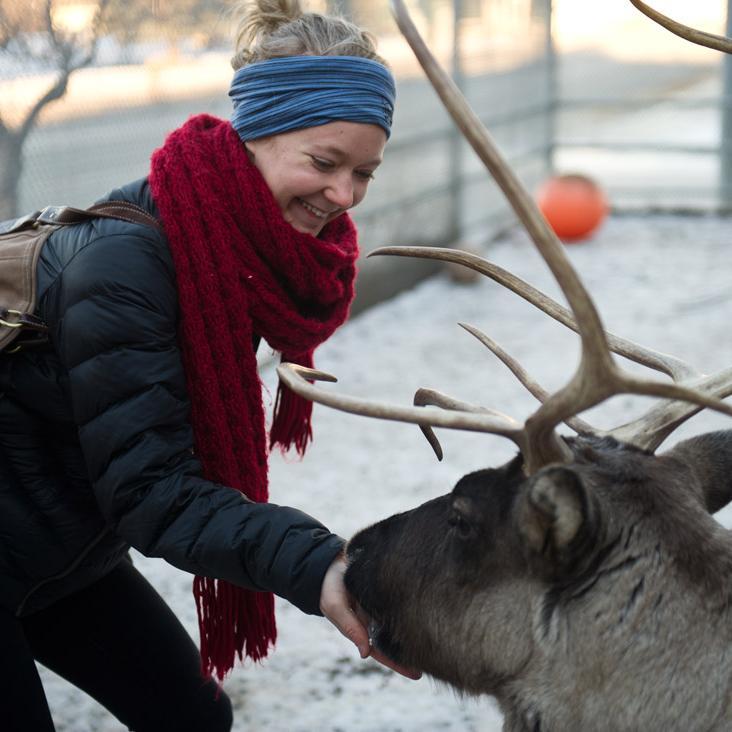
[1,559,233,732]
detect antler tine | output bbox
[412,319,596,460]
[611,367,732,451]
[277,362,528,445]
[518,364,732,471]
[629,0,732,54]
[457,322,595,435]
[413,387,519,461]
[369,246,697,382]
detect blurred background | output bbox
[0,0,728,307]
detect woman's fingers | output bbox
[320,555,370,657]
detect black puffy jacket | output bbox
[0,178,344,618]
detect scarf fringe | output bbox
[270,353,315,456]
[270,382,313,456]
[194,576,277,681]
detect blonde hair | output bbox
[230,0,387,70]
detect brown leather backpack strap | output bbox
[0,199,162,354]
[35,201,163,233]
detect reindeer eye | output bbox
[448,510,474,539]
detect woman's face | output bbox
[245,121,387,236]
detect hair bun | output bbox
[232,0,303,66]
[249,0,303,35]
[230,0,387,71]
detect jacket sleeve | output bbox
[45,223,343,615]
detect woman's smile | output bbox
[298,198,332,219]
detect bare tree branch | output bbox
[18,0,111,144]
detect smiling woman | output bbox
[228,36,394,236]
[0,1,405,731]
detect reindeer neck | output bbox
[502,528,732,731]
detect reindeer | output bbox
[278,2,732,730]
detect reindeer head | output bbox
[343,431,732,725]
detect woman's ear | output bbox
[662,431,732,514]
[516,465,600,579]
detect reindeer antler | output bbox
[367,244,732,454]
[387,0,732,472]
[276,0,732,474]
[368,245,697,382]
[276,363,530,451]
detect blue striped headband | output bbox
[229,55,396,141]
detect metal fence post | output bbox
[449,0,465,242]
[544,0,557,176]
[720,0,732,209]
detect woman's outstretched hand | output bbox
[320,555,422,680]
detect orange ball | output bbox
[536,174,608,242]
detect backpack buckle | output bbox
[36,206,67,225]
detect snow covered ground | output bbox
[42,212,732,731]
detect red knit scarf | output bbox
[148,114,358,680]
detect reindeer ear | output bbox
[516,466,599,576]
[663,431,732,514]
